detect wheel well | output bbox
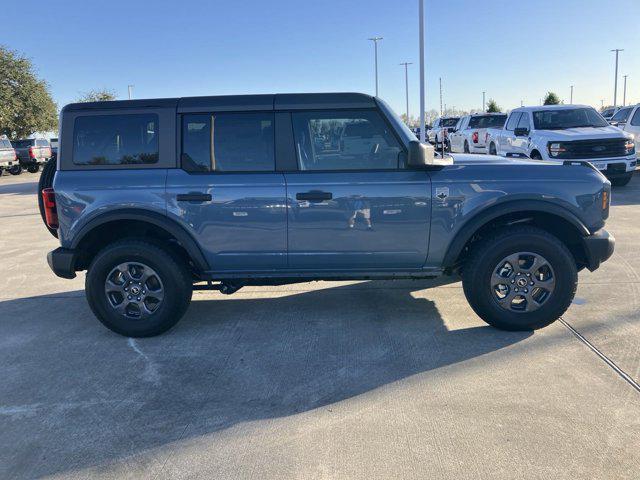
[530,149,541,158]
[453,211,587,271]
[74,220,200,276]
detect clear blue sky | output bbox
[2,0,639,116]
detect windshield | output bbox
[468,115,507,128]
[532,108,609,129]
[11,140,33,148]
[610,107,632,123]
[441,118,459,127]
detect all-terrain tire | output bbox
[462,226,577,331]
[86,239,193,337]
[38,157,58,237]
[611,173,632,187]
[27,163,40,173]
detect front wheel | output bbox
[611,173,632,187]
[86,240,193,337]
[462,226,577,331]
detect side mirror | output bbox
[514,127,529,137]
[408,140,452,167]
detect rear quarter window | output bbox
[72,114,159,165]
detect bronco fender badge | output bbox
[435,187,449,201]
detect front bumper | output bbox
[581,229,615,272]
[47,247,77,279]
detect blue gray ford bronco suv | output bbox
[41,93,614,337]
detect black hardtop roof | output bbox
[62,92,377,113]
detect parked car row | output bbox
[0,136,54,175]
[425,104,638,186]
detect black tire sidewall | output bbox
[464,231,577,330]
[86,241,191,337]
[611,174,632,187]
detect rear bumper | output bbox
[581,229,615,272]
[47,247,77,279]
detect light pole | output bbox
[611,49,623,108]
[623,75,628,106]
[570,85,574,104]
[601,99,604,109]
[127,85,134,100]
[418,0,425,142]
[400,62,413,124]
[368,37,383,96]
[482,91,486,112]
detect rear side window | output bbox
[505,112,521,131]
[610,106,632,123]
[291,110,402,171]
[631,108,640,126]
[12,140,33,148]
[181,112,274,172]
[468,115,507,128]
[72,114,159,165]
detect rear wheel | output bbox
[9,165,21,175]
[489,142,497,156]
[611,173,632,187]
[86,240,193,337]
[462,226,577,331]
[27,163,40,173]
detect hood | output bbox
[449,153,555,166]
[536,125,630,139]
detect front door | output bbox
[167,112,287,272]
[285,109,431,270]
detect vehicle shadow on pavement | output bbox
[0,181,38,196]
[0,282,531,479]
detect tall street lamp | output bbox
[400,62,413,124]
[368,37,383,96]
[482,91,486,112]
[611,49,623,108]
[418,0,426,142]
[623,75,628,106]
[570,85,574,104]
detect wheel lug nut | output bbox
[137,297,141,301]
[530,282,534,286]
[526,273,531,277]
[511,280,515,284]
[128,295,132,300]
[515,288,519,292]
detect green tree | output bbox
[486,99,501,113]
[0,45,58,138]
[76,89,117,102]
[543,92,561,105]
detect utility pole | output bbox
[482,91,486,112]
[439,77,443,116]
[623,75,628,106]
[521,100,524,107]
[368,37,383,96]
[570,85,574,104]
[400,62,413,124]
[601,99,604,109]
[418,0,425,142]
[611,49,623,108]
[127,85,134,100]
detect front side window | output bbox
[610,106,633,123]
[532,108,608,130]
[631,108,640,126]
[505,113,521,131]
[291,110,403,171]
[181,112,274,172]
[517,112,530,130]
[73,114,158,165]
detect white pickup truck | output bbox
[609,103,640,159]
[448,113,507,153]
[485,105,637,186]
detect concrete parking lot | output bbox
[0,171,639,479]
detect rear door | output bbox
[166,111,287,272]
[284,109,431,270]
[626,107,640,155]
[449,117,466,152]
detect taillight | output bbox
[42,188,59,229]
[472,131,479,143]
[29,146,36,158]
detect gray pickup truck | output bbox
[13,138,52,173]
[41,93,614,337]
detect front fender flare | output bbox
[441,200,590,269]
